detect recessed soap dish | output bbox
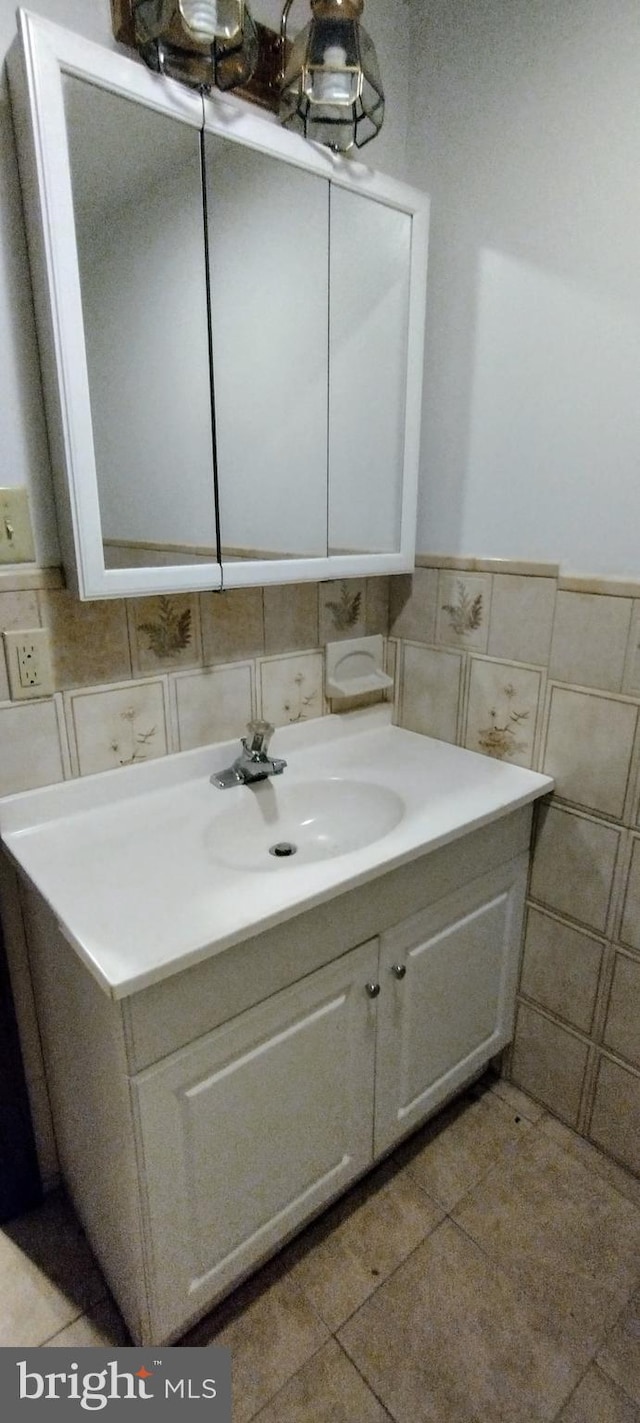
[325,635,394,700]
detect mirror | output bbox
[64,75,218,570]
[10,11,429,597]
[328,188,411,556]
[204,134,329,561]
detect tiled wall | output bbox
[3,558,640,1188]
[0,576,389,794]
[391,556,640,1180]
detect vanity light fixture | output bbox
[279,0,384,152]
[115,0,259,91]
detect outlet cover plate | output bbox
[4,628,54,700]
[0,488,36,564]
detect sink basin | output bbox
[206,777,406,870]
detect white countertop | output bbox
[0,707,553,999]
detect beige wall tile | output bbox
[66,680,168,776]
[603,953,640,1069]
[319,580,366,643]
[200,588,264,664]
[259,652,324,727]
[549,592,633,692]
[0,700,64,794]
[389,568,438,643]
[39,590,131,689]
[622,602,640,695]
[0,590,40,630]
[529,805,620,934]
[620,836,640,952]
[511,1003,589,1126]
[265,584,319,654]
[542,687,637,820]
[128,594,202,674]
[436,572,491,652]
[399,642,463,744]
[589,1055,640,1176]
[464,658,542,768]
[597,1295,640,1408]
[488,574,556,666]
[520,907,604,1034]
[365,577,390,636]
[173,664,254,751]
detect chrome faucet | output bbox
[210,720,287,789]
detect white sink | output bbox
[0,706,554,997]
[206,777,405,870]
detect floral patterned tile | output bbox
[436,572,491,652]
[64,679,169,777]
[127,594,202,675]
[464,657,543,768]
[259,652,324,727]
[319,580,367,644]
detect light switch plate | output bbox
[0,488,36,564]
[4,629,54,699]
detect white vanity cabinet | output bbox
[133,941,379,1341]
[13,806,531,1345]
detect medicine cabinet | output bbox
[9,9,429,598]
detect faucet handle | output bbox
[243,719,274,756]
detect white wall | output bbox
[409,0,640,577]
[0,0,410,567]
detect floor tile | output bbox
[392,1084,534,1210]
[453,1130,640,1364]
[489,1076,546,1121]
[558,1364,640,1421]
[597,1294,640,1407]
[45,1295,130,1347]
[252,1339,391,1422]
[181,1256,329,1423]
[338,1219,580,1422]
[285,1158,444,1330]
[0,1191,107,1346]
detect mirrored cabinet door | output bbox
[328,188,411,557]
[64,77,219,572]
[204,135,330,563]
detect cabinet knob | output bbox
[365,982,381,999]
[391,963,406,980]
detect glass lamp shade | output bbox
[132,0,258,90]
[280,4,384,152]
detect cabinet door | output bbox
[374,857,528,1157]
[133,940,378,1340]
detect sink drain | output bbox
[269,842,298,858]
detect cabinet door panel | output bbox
[374,857,528,1156]
[133,940,378,1339]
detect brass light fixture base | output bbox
[110,0,285,112]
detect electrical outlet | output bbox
[0,488,36,564]
[3,629,54,700]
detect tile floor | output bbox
[2,1076,640,1421]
